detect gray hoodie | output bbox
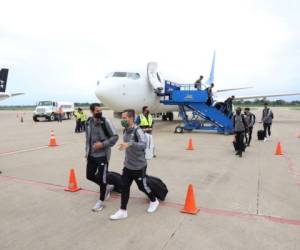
[123,125,147,170]
[85,117,119,161]
[262,108,273,124]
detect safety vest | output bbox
[74,111,80,120]
[80,112,88,122]
[139,114,153,127]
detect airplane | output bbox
[0,68,24,102]
[95,53,300,120]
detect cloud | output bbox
[0,0,299,105]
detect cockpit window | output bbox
[127,73,140,80]
[113,72,127,77]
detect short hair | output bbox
[122,109,135,118]
[245,107,250,111]
[142,106,148,112]
[211,83,214,87]
[264,102,269,106]
[90,103,101,112]
[236,107,242,112]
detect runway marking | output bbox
[1,174,300,227]
[0,141,80,157]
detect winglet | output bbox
[205,51,215,85]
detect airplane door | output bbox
[147,62,164,93]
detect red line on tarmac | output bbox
[1,174,300,227]
[0,146,49,157]
[0,141,79,157]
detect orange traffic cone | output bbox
[64,168,81,192]
[187,138,194,150]
[275,142,283,155]
[181,184,200,215]
[48,129,58,147]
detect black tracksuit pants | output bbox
[235,132,245,155]
[263,123,272,137]
[245,127,253,146]
[121,167,156,210]
[86,156,108,201]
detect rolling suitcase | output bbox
[257,130,265,140]
[146,175,168,201]
[107,171,122,193]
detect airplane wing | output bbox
[216,87,253,93]
[234,92,300,100]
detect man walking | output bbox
[244,108,256,146]
[86,103,119,212]
[110,109,159,220]
[261,102,274,142]
[232,107,247,157]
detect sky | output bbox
[0,0,299,105]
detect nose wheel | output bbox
[174,126,184,134]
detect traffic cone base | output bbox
[180,184,200,215]
[275,142,283,156]
[187,138,194,150]
[48,130,58,147]
[65,168,81,192]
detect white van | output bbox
[33,100,75,122]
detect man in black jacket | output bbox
[232,107,248,157]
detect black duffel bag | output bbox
[146,175,168,201]
[107,171,122,193]
[257,130,265,140]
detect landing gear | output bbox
[162,112,174,121]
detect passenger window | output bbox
[127,73,140,80]
[113,72,127,77]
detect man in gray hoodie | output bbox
[86,103,119,212]
[110,109,159,220]
[261,102,274,142]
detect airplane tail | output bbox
[0,68,9,92]
[205,51,215,86]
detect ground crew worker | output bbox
[261,102,274,142]
[194,75,204,90]
[232,107,247,157]
[74,108,82,133]
[57,106,63,122]
[85,103,119,212]
[224,96,235,116]
[80,109,88,132]
[135,106,155,159]
[206,83,214,105]
[244,108,256,146]
[135,106,154,134]
[110,109,159,220]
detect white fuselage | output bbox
[95,69,177,113]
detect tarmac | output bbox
[0,107,300,250]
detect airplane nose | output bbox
[95,78,122,108]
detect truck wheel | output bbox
[33,117,39,122]
[162,114,168,121]
[175,126,184,133]
[50,114,56,121]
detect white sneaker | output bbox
[110,209,128,220]
[264,137,268,142]
[92,200,104,212]
[147,198,159,213]
[105,184,114,200]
